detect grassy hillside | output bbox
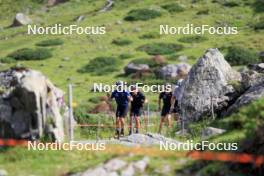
[0,0,263,111]
[0,1,264,175]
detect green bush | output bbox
[225,46,259,66]
[223,0,240,7]
[7,48,52,61]
[196,9,209,15]
[254,17,264,30]
[139,32,160,39]
[124,9,162,21]
[212,0,241,7]
[137,43,183,55]
[112,38,132,46]
[161,3,185,13]
[119,53,133,59]
[0,57,16,63]
[36,39,64,47]
[79,57,121,75]
[178,35,208,43]
[130,58,164,68]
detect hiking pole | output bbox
[146,102,150,133]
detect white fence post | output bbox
[68,84,74,141]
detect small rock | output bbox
[133,157,149,173]
[178,55,188,62]
[157,63,191,79]
[133,27,141,32]
[121,164,135,176]
[116,20,123,25]
[82,167,107,176]
[124,63,150,75]
[75,15,85,22]
[248,63,264,73]
[11,13,33,27]
[58,64,64,68]
[63,57,70,61]
[161,165,171,174]
[104,158,127,171]
[0,169,7,176]
[202,127,226,138]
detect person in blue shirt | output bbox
[111,81,132,138]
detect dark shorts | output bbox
[116,105,128,118]
[130,108,142,117]
[161,106,170,116]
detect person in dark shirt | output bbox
[158,84,172,134]
[129,85,147,135]
[111,81,132,138]
[170,79,184,124]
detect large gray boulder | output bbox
[0,68,65,142]
[11,13,32,27]
[178,48,241,121]
[157,63,191,79]
[124,63,149,75]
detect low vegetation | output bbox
[7,48,52,61]
[161,3,185,13]
[139,32,160,39]
[112,38,132,46]
[36,39,64,47]
[178,35,208,43]
[137,43,183,55]
[225,46,259,66]
[78,56,121,75]
[119,53,133,60]
[124,9,162,21]
[254,17,264,30]
[0,57,16,63]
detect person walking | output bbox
[129,85,147,135]
[158,83,173,134]
[110,81,132,138]
[170,79,184,125]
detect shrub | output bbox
[124,9,161,21]
[0,57,16,63]
[178,35,208,43]
[223,0,240,7]
[196,9,209,15]
[139,32,160,39]
[112,38,132,46]
[36,39,64,47]
[161,3,185,13]
[79,57,121,75]
[254,17,264,30]
[225,46,259,66]
[8,48,52,61]
[137,43,183,55]
[119,53,133,59]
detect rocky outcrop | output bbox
[71,157,150,176]
[0,68,65,142]
[178,48,241,121]
[248,63,264,73]
[157,63,191,79]
[124,63,150,75]
[224,80,264,116]
[11,13,32,27]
